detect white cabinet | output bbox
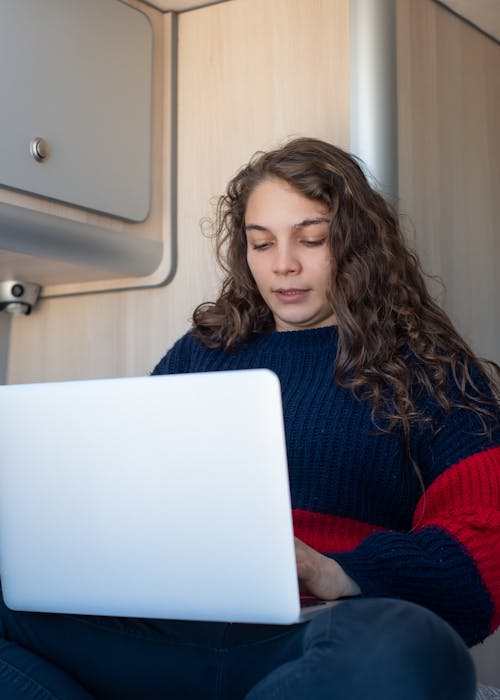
[0,0,153,222]
[0,1,173,295]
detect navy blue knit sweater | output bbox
[152,326,500,646]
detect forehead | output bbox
[245,178,329,223]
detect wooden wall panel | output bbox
[176,0,350,336]
[397,0,500,682]
[7,0,350,384]
[397,0,500,365]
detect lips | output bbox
[273,288,310,302]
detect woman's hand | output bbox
[294,537,361,600]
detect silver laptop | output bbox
[0,369,336,624]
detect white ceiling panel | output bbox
[141,0,499,41]
[434,0,499,40]
[139,0,223,12]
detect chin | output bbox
[276,318,318,332]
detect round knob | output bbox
[30,137,50,162]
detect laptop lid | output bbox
[0,369,306,624]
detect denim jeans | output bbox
[0,593,476,700]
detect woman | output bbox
[1,137,498,699]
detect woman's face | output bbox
[245,177,336,332]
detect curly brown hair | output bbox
[193,137,499,440]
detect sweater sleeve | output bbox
[330,385,500,647]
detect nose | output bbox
[272,244,300,275]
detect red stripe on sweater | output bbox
[413,445,500,633]
[292,508,390,554]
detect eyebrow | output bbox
[245,217,330,233]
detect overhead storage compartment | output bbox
[0,0,174,296]
[0,0,153,222]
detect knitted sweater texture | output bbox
[152,326,500,646]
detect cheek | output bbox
[246,255,265,293]
[318,252,333,283]
[246,254,256,280]
[247,254,265,280]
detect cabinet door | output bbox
[0,0,152,222]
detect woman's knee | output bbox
[305,598,476,699]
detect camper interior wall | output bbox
[3,0,500,686]
[397,0,500,368]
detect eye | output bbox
[302,238,327,247]
[251,241,272,251]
